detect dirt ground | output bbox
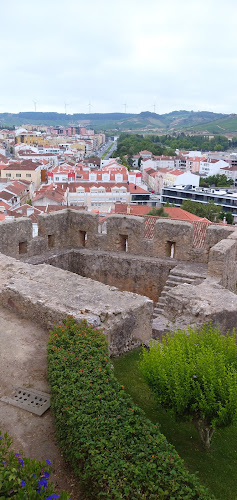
[0,306,82,499]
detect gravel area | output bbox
[0,306,82,499]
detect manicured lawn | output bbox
[113,348,237,500]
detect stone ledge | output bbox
[0,254,153,355]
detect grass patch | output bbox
[113,348,237,500]
[101,143,113,159]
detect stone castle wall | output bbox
[0,209,236,266]
[28,249,177,303]
[0,210,236,350]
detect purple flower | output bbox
[21,480,26,487]
[46,495,59,500]
[44,471,50,478]
[46,459,52,465]
[38,477,48,493]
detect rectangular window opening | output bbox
[119,234,128,252]
[79,230,87,247]
[48,234,55,248]
[167,241,176,258]
[19,241,27,254]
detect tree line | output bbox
[113,133,230,158]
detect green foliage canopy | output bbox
[140,324,237,448]
[147,207,169,217]
[181,200,222,221]
[200,174,233,187]
[113,133,230,158]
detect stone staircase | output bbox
[153,268,205,318]
[152,264,207,340]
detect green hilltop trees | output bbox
[140,324,237,449]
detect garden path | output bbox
[0,306,81,499]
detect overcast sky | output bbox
[1,0,237,115]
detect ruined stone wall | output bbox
[24,249,177,303]
[71,250,176,302]
[208,232,237,292]
[162,279,237,334]
[0,210,236,294]
[0,218,34,258]
[0,254,153,355]
[152,219,193,260]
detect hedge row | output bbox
[47,317,214,500]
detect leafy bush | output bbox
[0,432,70,499]
[140,324,237,448]
[147,207,169,217]
[47,317,214,499]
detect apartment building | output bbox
[2,161,42,188]
[161,185,237,217]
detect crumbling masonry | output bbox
[0,210,236,354]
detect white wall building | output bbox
[199,159,230,176]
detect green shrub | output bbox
[140,324,237,448]
[47,317,214,499]
[0,432,70,499]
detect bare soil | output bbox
[0,306,82,499]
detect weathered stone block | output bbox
[153,219,193,260]
[69,210,99,249]
[0,254,153,355]
[162,279,237,334]
[0,218,33,258]
[206,225,236,250]
[208,238,237,291]
[105,215,145,254]
[38,210,71,250]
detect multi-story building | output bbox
[161,185,237,218]
[66,182,150,210]
[199,159,230,176]
[1,160,42,188]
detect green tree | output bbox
[200,174,233,188]
[147,207,169,217]
[182,199,222,221]
[219,211,234,225]
[140,324,237,449]
[118,155,130,170]
[127,154,133,169]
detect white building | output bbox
[199,159,230,176]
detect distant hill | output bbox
[0,110,230,133]
[187,114,237,134]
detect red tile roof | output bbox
[0,190,15,201]
[115,204,210,222]
[0,154,8,164]
[0,200,11,209]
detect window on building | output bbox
[6,173,11,177]
[26,174,31,178]
[16,173,21,177]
